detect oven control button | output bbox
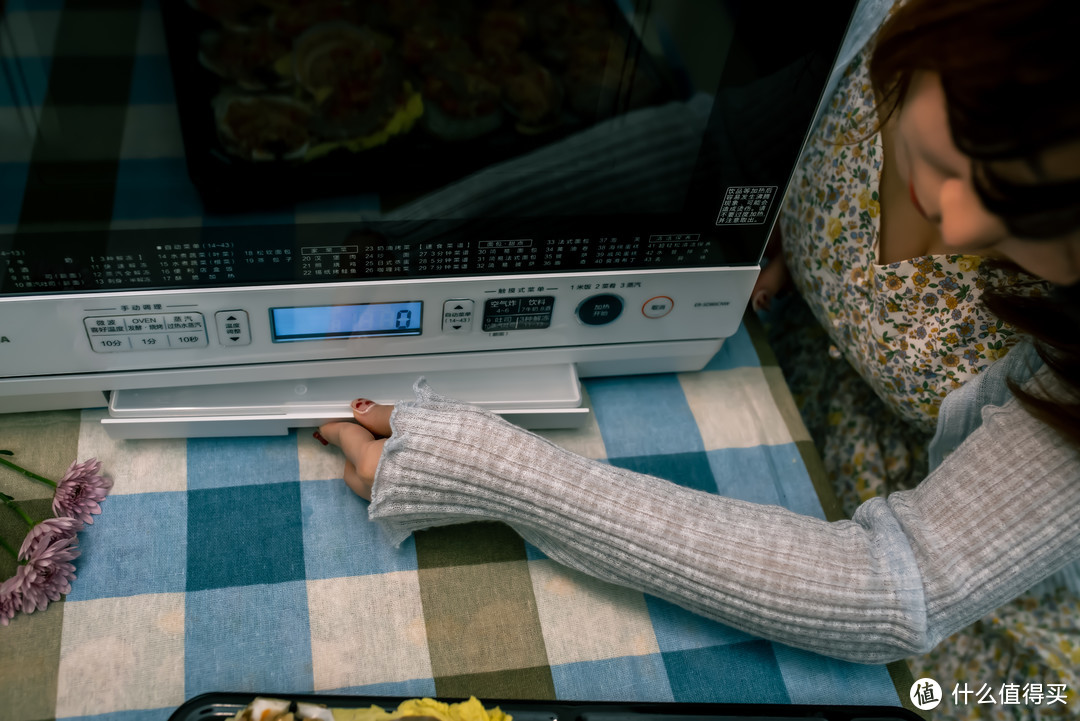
[84,316,133,352]
[89,335,132,353]
[131,334,170,350]
[442,299,475,333]
[215,310,251,346]
[164,312,208,348]
[166,332,208,348]
[123,315,165,332]
[164,312,206,332]
[642,296,674,319]
[576,294,623,326]
[85,312,206,352]
[483,296,555,332]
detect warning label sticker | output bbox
[715,185,777,225]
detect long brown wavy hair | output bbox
[869,0,1080,443]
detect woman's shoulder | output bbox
[928,342,1050,467]
[975,369,1080,470]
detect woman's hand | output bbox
[316,399,394,501]
[751,224,791,312]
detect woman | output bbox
[759,0,1064,516]
[318,0,1080,711]
[752,1,1079,714]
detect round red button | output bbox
[642,296,673,318]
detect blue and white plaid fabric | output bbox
[1,323,903,720]
[0,1,902,718]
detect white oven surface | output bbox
[0,267,754,380]
[0,267,756,430]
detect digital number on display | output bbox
[270,302,422,342]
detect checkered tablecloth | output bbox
[0,320,907,720]
[1,1,907,718]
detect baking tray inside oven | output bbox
[158,0,681,212]
[168,693,922,721]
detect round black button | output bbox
[576,294,624,326]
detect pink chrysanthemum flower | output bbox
[17,516,83,561]
[0,577,20,626]
[11,535,80,614]
[52,458,112,524]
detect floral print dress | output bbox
[767,46,1076,720]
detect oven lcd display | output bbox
[271,302,422,342]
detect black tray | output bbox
[168,693,922,721]
[158,0,680,213]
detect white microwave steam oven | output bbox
[0,0,856,438]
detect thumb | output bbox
[350,398,394,437]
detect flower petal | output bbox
[17,517,83,561]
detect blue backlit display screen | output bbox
[270,302,422,342]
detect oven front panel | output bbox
[0,268,754,379]
[0,0,854,415]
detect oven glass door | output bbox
[0,0,855,296]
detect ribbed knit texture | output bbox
[368,380,1080,664]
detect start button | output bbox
[576,294,623,326]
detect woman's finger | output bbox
[317,420,385,500]
[342,457,376,501]
[751,224,790,312]
[751,253,792,312]
[350,398,394,437]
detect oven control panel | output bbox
[1,268,757,380]
[83,312,209,353]
[482,296,556,332]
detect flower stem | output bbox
[0,454,57,488]
[0,534,18,560]
[0,491,37,527]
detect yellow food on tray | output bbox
[334,697,511,721]
[231,696,511,721]
[304,87,424,160]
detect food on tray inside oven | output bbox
[214,93,313,161]
[401,19,472,69]
[302,85,422,160]
[475,6,530,66]
[229,696,511,721]
[291,23,390,103]
[366,0,445,32]
[174,0,673,176]
[268,0,368,39]
[289,22,409,140]
[199,26,291,90]
[420,55,504,141]
[561,28,659,120]
[187,0,269,30]
[493,52,564,133]
[532,0,610,66]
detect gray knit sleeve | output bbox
[367,380,1080,664]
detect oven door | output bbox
[0,0,856,434]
